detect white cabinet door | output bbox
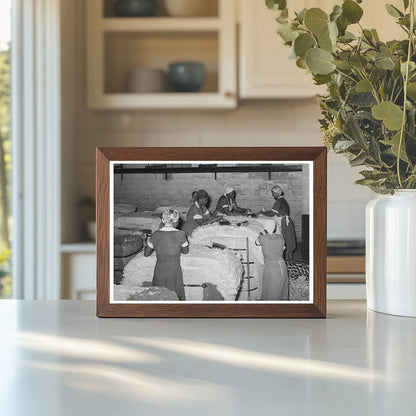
[239,0,326,99]
[62,253,96,300]
[239,0,405,99]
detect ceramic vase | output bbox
[366,189,416,317]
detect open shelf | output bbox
[87,0,236,109]
[102,17,221,31]
[104,31,218,94]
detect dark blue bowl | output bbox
[168,62,205,92]
[114,0,158,17]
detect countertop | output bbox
[0,300,415,415]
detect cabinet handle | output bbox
[225,91,234,99]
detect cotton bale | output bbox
[122,244,243,301]
[189,224,267,300]
[114,211,162,232]
[113,285,179,301]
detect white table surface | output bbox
[0,300,415,416]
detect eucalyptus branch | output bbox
[358,69,381,104]
[397,0,415,188]
[334,68,359,84]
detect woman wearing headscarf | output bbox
[216,187,251,216]
[260,185,296,261]
[144,209,189,300]
[256,231,289,300]
[182,189,222,236]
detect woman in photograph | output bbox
[256,231,289,300]
[260,185,296,260]
[144,209,189,300]
[216,187,251,216]
[182,189,222,236]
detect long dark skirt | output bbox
[281,217,297,260]
[152,255,186,300]
[261,260,289,301]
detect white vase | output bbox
[366,189,416,317]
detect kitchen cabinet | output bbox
[61,245,96,300]
[86,0,237,109]
[238,0,404,99]
[238,0,325,99]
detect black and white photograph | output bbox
[110,161,312,303]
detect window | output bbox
[0,0,11,298]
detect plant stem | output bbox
[397,0,415,188]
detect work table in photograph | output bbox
[1,300,415,415]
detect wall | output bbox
[114,166,309,238]
[61,0,375,243]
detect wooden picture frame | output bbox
[96,147,327,318]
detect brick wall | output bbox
[114,166,309,239]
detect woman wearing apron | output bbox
[144,209,189,300]
[260,185,297,261]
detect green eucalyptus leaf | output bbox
[350,54,368,70]
[334,139,355,151]
[362,29,376,46]
[318,27,334,52]
[339,31,356,43]
[356,79,372,92]
[304,8,329,35]
[333,60,353,70]
[369,136,382,163]
[386,132,409,162]
[281,7,288,19]
[375,55,395,70]
[372,101,404,130]
[342,0,363,24]
[360,170,391,180]
[328,21,338,44]
[313,74,332,85]
[296,57,308,69]
[330,5,343,22]
[371,29,380,42]
[407,82,416,99]
[266,0,287,11]
[336,16,348,36]
[355,178,378,186]
[385,4,404,18]
[277,23,299,43]
[306,48,335,75]
[296,8,307,23]
[403,0,409,10]
[401,61,416,76]
[294,33,316,57]
[350,151,368,167]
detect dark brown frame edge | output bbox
[96,147,327,318]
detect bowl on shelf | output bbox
[128,68,167,93]
[164,0,218,17]
[168,61,205,92]
[114,0,158,17]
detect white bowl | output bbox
[164,0,217,17]
[128,68,167,93]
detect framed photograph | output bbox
[96,147,327,318]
